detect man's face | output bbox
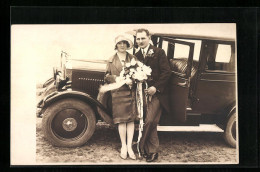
[136,31,150,49]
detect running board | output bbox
[157,124,224,132]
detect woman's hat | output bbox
[115,35,133,50]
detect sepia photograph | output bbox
[11,23,238,165]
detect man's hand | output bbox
[144,86,156,96]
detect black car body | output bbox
[37,32,237,148]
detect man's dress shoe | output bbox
[146,153,158,162]
[142,152,149,158]
[138,146,148,159]
[142,149,149,158]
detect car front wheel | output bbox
[223,111,237,148]
[42,98,96,147]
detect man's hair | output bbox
[136,28,150,37]
[114,40,130,50]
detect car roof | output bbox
[126,30,235,42]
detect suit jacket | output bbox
[135,44,172,113]
[105,52,136,84]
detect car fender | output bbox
[214,102,236,130]
[224,102,236,126]
[41,90,113,124]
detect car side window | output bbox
[206,43,235,72]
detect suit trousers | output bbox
[139,95,162,154]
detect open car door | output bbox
[158,37,194,123]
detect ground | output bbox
[36,118,237,164]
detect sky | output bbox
[11,24,236,84]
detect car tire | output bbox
[223,112,237,148]
[42,98,96,147]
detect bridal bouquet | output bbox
[115,58,152,88]
[99,58,152,93]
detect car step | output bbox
[157,124,224,132]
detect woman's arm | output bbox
[104,63,116,84]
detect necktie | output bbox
[142,49,146,57]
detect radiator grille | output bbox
[71,70,105,98]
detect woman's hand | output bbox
[104,74,117,83]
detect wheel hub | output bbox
[51,109,88,140]
[62,118,77,131]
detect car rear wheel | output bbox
[42,98,96,147]
[223,111,237,148]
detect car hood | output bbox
[66,59,107,72]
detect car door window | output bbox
[206,43,235,72]
[160,38,201,62]
[215,44,231,62]
[174,43,190,59]
[159,37,195,78]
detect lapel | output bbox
[109,53,122,74]
[125,52,131,63]
[109,52,132,74]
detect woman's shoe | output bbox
[127,148,136,160]
[120,147,127,160]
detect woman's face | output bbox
[116,41,128,53]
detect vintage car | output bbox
[37,31,237,148]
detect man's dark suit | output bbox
[135,44,172,155]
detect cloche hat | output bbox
[115,35,133,50]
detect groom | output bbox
[135,28,172,162]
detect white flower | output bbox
[125,77,132,85]
[147,49,154,56]
[142,74,148,80]
[130,58,136,66]
[142,65,152,75]
[137,61,144,67]
[125,74,130,79]
[130,68,135,72]
[125,63,131,67]
[133,72,142,81]
[133,69,147,82]
[136,67,142,73]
